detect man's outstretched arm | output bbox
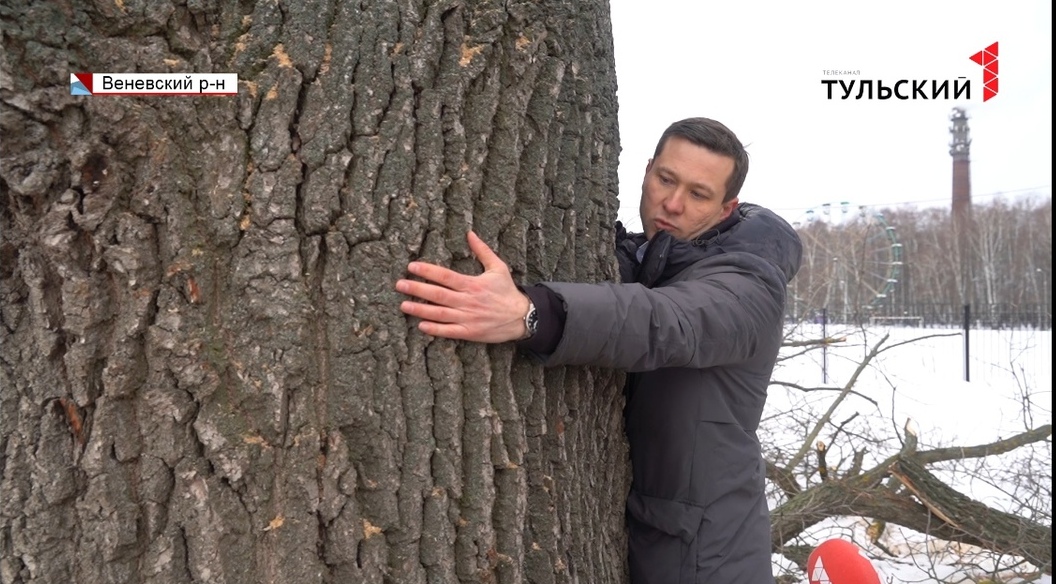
[396,231,529,343]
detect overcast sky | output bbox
[608,0,1053,229]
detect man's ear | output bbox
[720,197,740,220]
[644,158,653,174]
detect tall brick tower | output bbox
[949,107,973,304]
[949,107,972,226]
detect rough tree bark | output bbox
[0,1,628,583]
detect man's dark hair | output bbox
[652,117,749,202]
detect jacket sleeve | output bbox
[535,254,786,372]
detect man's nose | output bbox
[662,190,685,214]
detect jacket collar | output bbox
[616,203,803,287]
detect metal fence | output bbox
[789,303,1052,331]
[795,304,1051,382]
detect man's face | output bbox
[639,136,739,241]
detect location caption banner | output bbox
[71,73,238,96]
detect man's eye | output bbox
[659,176,673,185]
[691,191,705,200]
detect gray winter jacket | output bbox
[532,203,803,583]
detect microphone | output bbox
[807,538,882,584]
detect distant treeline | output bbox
[789,196,1052,328]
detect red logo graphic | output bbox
[969,42,998,102]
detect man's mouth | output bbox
[655,219,676,233]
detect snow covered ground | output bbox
[767,324,1052,583]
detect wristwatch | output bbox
[522,299,539,340]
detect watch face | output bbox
[527,306,539,333]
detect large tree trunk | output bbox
[0,1,628,583]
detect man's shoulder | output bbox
[677,249,774,275]
[717,203,803,283]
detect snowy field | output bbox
[767,324,1052,583]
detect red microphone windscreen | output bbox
[807,538,882,584]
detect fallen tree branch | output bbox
[890,457,1052,573]
[785,333,890,471]
[771,446,1053,574]
[915,424,1052,465]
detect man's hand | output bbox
[396,231,529,343]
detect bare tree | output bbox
[793,198,1052,327]
[879,206,957,308]
[1,2,629,583]
[767,326,1052,582]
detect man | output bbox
[396,117,803,583]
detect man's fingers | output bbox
[398,301,474,340]
[399,299,461,324]
[467,231,508,273]
[407,261,470,291]
[396,279,461,307]
[417,321,473,340]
